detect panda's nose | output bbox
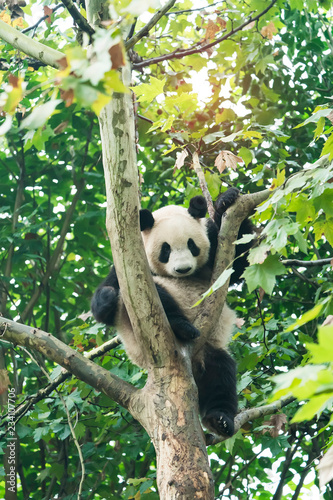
[175,266,192,275]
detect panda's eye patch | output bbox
[159,242,171,263]
[188,238,200,257]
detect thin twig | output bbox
[291,267,320,289]
[133,0,278,69]
[165,1,224,16]
[60,0,95,39]
[22,4,64,34]
[125,0,177,51]
[192,152,215,219]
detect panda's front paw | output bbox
[91,286,119,325]
[203,411,235,437]
[170,319,201,341]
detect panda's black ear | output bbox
[140,209,155,231]
[188,196,207,219]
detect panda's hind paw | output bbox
[215,188,240,214]
[203,411,235,437]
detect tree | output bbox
[0,0,333,498]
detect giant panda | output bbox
[91,188,252,437]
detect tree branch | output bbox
[0,336,121,426]
[206,397,296,445]
[0,318,136,410]
[281,257,332,267]
[192,152,215,220]
[194,189,271,346]
[132,0,278,70]
[125,0,177,51]
[60,0,95,39]
[0,19,64,69]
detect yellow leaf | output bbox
[91,93,112,115]
[4,77,24,114]
[204,19,220,40]
[261,21,278,40]
[0,11,11,24]
[270,169,285,190]
[12,17,25,29]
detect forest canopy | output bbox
[0,0,333,498]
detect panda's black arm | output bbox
[92,269,200,340]
[91,266,120,325]
[214,188,255,284]
[155,284,200,341]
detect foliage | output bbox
[0,0,333,498]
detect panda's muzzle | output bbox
[175,266,193,275]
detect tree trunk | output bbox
[131,368,215,499]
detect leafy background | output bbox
[0,0,333,498]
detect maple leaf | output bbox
[262,414,287,438]
[131,77,166,104]
[44,6,52,23]
[204,19,220,40]
[214,150,243,173]
[261,21,278,40]
[60,89,74,107]
[109,43,125,69]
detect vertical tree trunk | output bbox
[84,5,215,497]
[131,368,215,499]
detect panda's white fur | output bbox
[114,203,236,369]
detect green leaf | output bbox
[306,326,333,363]
[20,100,62,130]
[192,268,234,306]
[292,394,333,422]
[132,77,166,104]
[239,146,253,167]
[294,108,333,129]
[243,255,285,294]
[286,303,323,332]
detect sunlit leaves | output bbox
[132,76,166,104]
[272,325,333,436]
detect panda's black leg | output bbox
[91,266,120,326]
[155,284,200,341]
[195,346,237,437]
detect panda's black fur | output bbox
[91,188,252,437]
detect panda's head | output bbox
[139,196,211,278]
